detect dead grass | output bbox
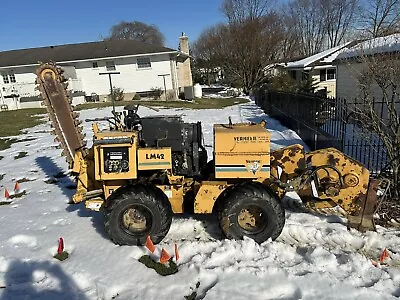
[17,177,36,183]
[0,138,18,151]
[0,108,45,151]
[0,137,37,151]
[8,190,27,199]
[74,97,248,111]
[0,108,46,137]
[14,152,28,160]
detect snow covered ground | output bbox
[0,101,399,300]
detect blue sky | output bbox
[0,0,226,51]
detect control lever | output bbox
[85,117,112,122]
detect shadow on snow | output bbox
[0,260,88,300]
[35,156,108,241]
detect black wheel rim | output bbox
[119,204,153,236]
[237,204,268,235]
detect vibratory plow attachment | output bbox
[36,62,86,167]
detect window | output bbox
[327,68,336,80]
[320,68,336,81]
[289,70,297,80]
[106,61,116,71]
[137,57,151,69]
[2,73,16,84]
[2,74,9,84]
[319,69,326,82]
[92,62,98,69]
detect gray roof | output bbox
[0,40,176,68]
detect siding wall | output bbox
[311,70,336,97]
[73,54,175,97]
[0,53,177,109]
[336,61,388,103]
[286,68,337,98]
[336,63,362,100]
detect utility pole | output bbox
[158,74,170,100]
[99,71,120,114]
[0,86,4,106]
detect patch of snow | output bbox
[0,101,399,299]
[8,235,38,249]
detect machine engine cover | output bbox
[139,116,206,177]
[214,123,270,179]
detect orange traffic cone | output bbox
[57,237,64,254]
[174,243,179,261]
[160,248,171,264]
[379,248,390,264]
[4,189,10,199]
[145,236,155,253]
[14,181,20,192]
[54,237,69,261]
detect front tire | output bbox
[104,183,172,245]
[218,182,285,243]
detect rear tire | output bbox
[104,183,172,245]
[218,182,285,243]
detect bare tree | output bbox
[325,0,359,47]
[106,21,165,46]
[288,0,329,56]
[287,0,359,55]
[194,0,361,92]
[350,52,400,195]
[221,0,273,23]
[192,26,223,85]
[360,0,400,37]
[193,13,285,94]
[278,11,303,59]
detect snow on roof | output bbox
[320,47,349,63]
[285,42,352,68]
[336,33,400,60]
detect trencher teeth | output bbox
[36,62,87,168]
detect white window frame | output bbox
[326,68,336,80]
[2,73,16,84]
[137,57,152,69]
[106,61,116,71]
[320,68,336,82]
[2,74,9,84]
[9,73,16,83]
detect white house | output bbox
[0,36,192,110]
[334,33,400,101]
[284,42,356,97]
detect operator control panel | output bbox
[93,131,137,181]
[103,147,129,173]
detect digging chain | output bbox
[36,62,86,167]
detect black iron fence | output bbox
[255,89,390,174]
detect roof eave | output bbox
[0,50,179,70]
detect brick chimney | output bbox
[177,33,193,90]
